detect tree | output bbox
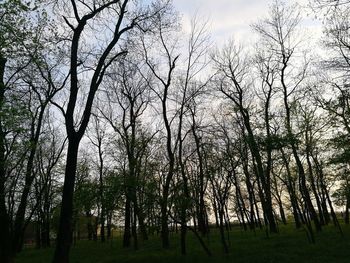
[52,1,172,261]
[175,15,211,254]
[101,57,154,248]
[32,120,66,248]
[87,114,109,242]
[311,0,350,9]
[0,0,62,260]
[213,42,278,233]
[142,11,180,249]
[73,155,98,241]
[253,0,321,235]
[311,0,350,229]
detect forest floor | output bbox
[16,222,350,263]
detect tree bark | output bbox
[12,103,47,252]
[0,56,13,263]
[191,122,207,235]
[218,206,229,253]
[52,140,80,263]
[306,148,325,225]
[123,197,131,247]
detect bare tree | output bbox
[32,119,66,248]
[142,11,180,249]
[213,42,278,233]
[51,1,172,261]
[86,114,109,242]
[175,15,211,255]
[253,0,321,236]
[101,58,154,249]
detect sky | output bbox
[172,0,322,47]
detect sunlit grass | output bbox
[16,223,350,263]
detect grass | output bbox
[16,223,350,263]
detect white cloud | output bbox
[173,0,322,47]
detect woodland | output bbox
[1,0,350,262]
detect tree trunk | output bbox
[131,206,138,250]
[106,214,112,239]
[160,191,170,249]
[313,155,331,225]
[137,210,148,241]
[0,57,9,262]
[345,189,350,224]
[212,198,220,228]
[192,124,207,235]
[44,216,51,247]
[280,149,301,228]
[243,114,277,233]
[293,146,322,232]
[320,189,330,225]
[313,157,341,232]
[86,211,93,240]
[99,166,105,243]
[179,170,190,255]
[253,191,262,229]
[234,175,247,231]
[242,160,256,230]
[12,147,39,252]
[52,140,80,263]
[306,152,325,225]
[100,216,105,242]
[160,159,174,249]
[278,200,287,225]
[123,197,131,247]
[0,55,14,263]
[273,172,287,225]
[218,207,229,253]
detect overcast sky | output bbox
[172,0,322,46]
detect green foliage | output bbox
[266,134,292,149]
[0,0,33,55]
[255,133,298,151]
[1,92,31,133]
[103,171,124,212]
[332,185,348,206]
[328,134,350,164]
[74,180,98,214]
[74,160,98,214]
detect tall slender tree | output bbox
[52,1,172,261]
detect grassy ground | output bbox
[16,223,350,263]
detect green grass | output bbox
[16,223,350,263]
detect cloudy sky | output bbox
[172,0,322,46]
